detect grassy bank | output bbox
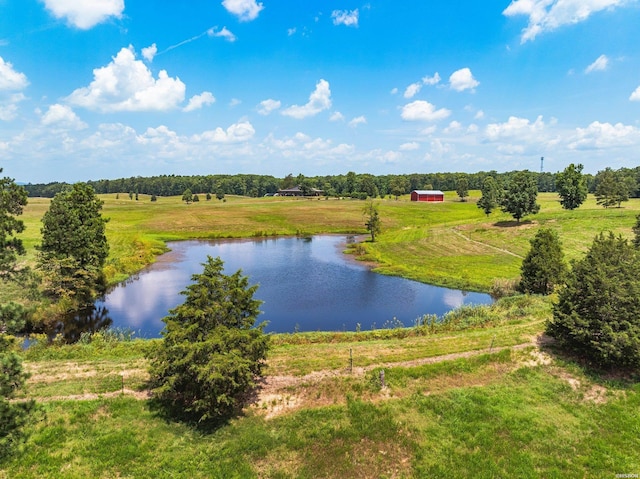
[3,296,640,478]
[14,192,640,293]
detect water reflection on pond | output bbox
[64,236,492,338]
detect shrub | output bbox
[148,256,269,422]
[547,232,640,368]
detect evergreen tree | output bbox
[148,256,269,421]
[151,194,157,202]
[500,170,540,223]
[594,167,630,208]
[547,232,640,368]
[477,176,500,217]
[518,228,566,295]
[192,194,200,202]
[0,169,36,459]
[556,163,587,210]
[0,170,28,280]
[38,183,109,303]
[633,214,640,249]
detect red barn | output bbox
[410,190,444,202]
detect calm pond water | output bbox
[66,236,492,338]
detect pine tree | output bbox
[38,183,109,303]
[547,232,640,368]
[0,169,36,458]
[518,228,566,295]
[148,256,269,421]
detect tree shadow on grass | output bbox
[146,395,235,434]
[494,219,535,228]
[535,334,640,388]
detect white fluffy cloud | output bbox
[569,121,640,149]
[349,116,367,127]
[67,46,186,112]
[404,82,422,99]
[503,0,629,43]
[330,111,345,122]
[630,86,640,101]
[0,57,28,90]
[41,104,87,129]
[193,121,255,143]
[0,93,26,121]
[332,9,359,27]
[399,142,420,151]
[141,44,157,63]
[403,73,441,99]
[585,54,609,73]
[42,0,124,29]
[449,68,479,92]
[401,100,451,122]
[423,72,441,86]
[258,99,281,115]
[222,0,264,21]
[485,115,545,141]
[183,92,216,112]
[282,79,332,119]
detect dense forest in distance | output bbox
[21,167,640,199]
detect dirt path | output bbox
[26,339,545,412]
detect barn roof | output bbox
[412,190,444,195]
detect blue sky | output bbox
[1,0,640,183]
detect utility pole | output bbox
[540,156,544,173]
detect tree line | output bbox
[22,167,640,200]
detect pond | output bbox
[60,236,493,339]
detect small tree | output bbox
[182,189,193,204]
[500,170,540,223]
[192,194,200,203]
[455,175,469,202]
[206,192,212,201]
[363,200,381,242]
[148,256,269,422]
[594,167,631,208]
[556,163,587,210]
[151,194,157,202]
[477,176,500,217]
[518,228,566,295]
[216,191,225,201]
[547,232,640,368]
[0,170,28,280]
[0,170,36,458]
[38,183,109,303]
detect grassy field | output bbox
[14,191,640,293]
[4,192,640,477]
[2,295,639,478]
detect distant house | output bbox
[277,185,324,197]
[410,190,444,202]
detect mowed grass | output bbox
[6,318,640,478]
[15,191,640,292]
